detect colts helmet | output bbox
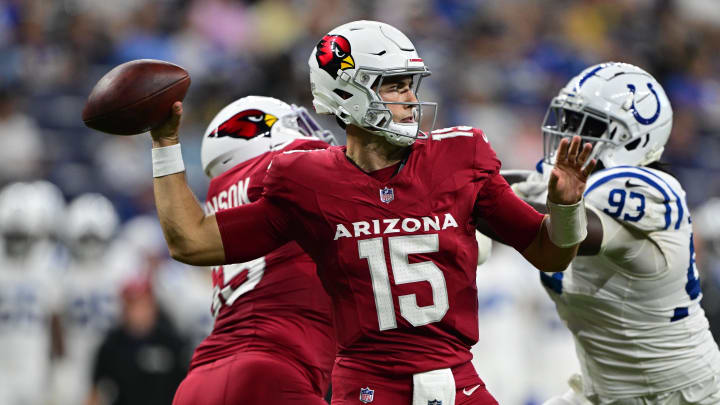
[542,62,672,169]
[0,181,65,257]
[64,193,119,261]
[201,96,335,178]
[309,20,437,146]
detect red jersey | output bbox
[217,127,544,380]
[190,138,335,394]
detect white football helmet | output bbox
[0,181,65,257]
[694,198,720,256]
[64,193,119,260]
[201,95,336,178]
[308,20,437,146]
[542,62,672,169]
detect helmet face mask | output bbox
[283,105,337,147]
[201,96,336,178]
[542,62,672,169]
[309,20,438,146]
[361,70,437,145]
[542,98,628,167]
[3,231,35,259]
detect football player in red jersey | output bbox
[171,96,337,405]
[148,21,595,405]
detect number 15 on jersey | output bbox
[358,234,449,331]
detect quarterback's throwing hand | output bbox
[150,101,183,147]
[547,135,596,205]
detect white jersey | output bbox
[0,245,62,405]
[153,259,213,348]
[473,244,580,405]
[541,166,720,399]
[50,255,124,405]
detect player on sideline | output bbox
[509,62,720,405]
[171,96,337,405]
[147,21,595,404]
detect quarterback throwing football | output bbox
[148,21,595,404]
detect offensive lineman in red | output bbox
[171,97,336,405]
[149,21,596,404]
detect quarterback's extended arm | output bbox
[524,136,596,271]
[150,102,287,265]
[479,136,595,272]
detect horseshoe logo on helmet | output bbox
[627,83,661,125]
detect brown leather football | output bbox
[82,59,190,135]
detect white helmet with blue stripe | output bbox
[542,62,672,169]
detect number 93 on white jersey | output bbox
[540,165,720,398]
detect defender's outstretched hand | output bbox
[547,136,596,204]
[150,101,183,147]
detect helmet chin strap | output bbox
[382,122,419,146]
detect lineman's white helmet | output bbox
[201,96,335,178]
[0,181,65,258]
[309,20,437,146]
[0,181,65,239]
[65,193,119,260]
[542,62,672,169]
[65,193,119,241]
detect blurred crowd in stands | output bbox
[1,0,720,404]
[2,0,720,211]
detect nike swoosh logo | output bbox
[625,180,641,188]
[463,385,481,396]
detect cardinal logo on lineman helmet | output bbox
[209,109,278,139]
[315,35,355,80]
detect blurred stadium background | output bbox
[1,0,720,404]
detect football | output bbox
[82,59,190,135]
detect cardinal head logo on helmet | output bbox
[209,109,278,139]
[315,34,355,79]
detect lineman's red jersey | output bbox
[190,138,335,394]
[217,127,544,382]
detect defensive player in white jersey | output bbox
[509,62,720,405]
[0,181,65,405]
[51,193,125,405]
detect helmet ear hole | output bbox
[625,138,642,151]
[608,126,617,140]
[333,89,353,100]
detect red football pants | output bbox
[330,361,498,405]
[172,351,328,405]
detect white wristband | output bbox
[152,143,185,178]
[546,198,588,248]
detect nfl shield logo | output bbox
[359,387,374,403]
[379,187,394,204]
[428,400,442,405]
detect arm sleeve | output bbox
[590,204,670,278]
[215,197,294,263]
[474,172,545,252]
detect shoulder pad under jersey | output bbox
[584,166,688,232]
[429,126,499,173]
[263,146,333,202]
